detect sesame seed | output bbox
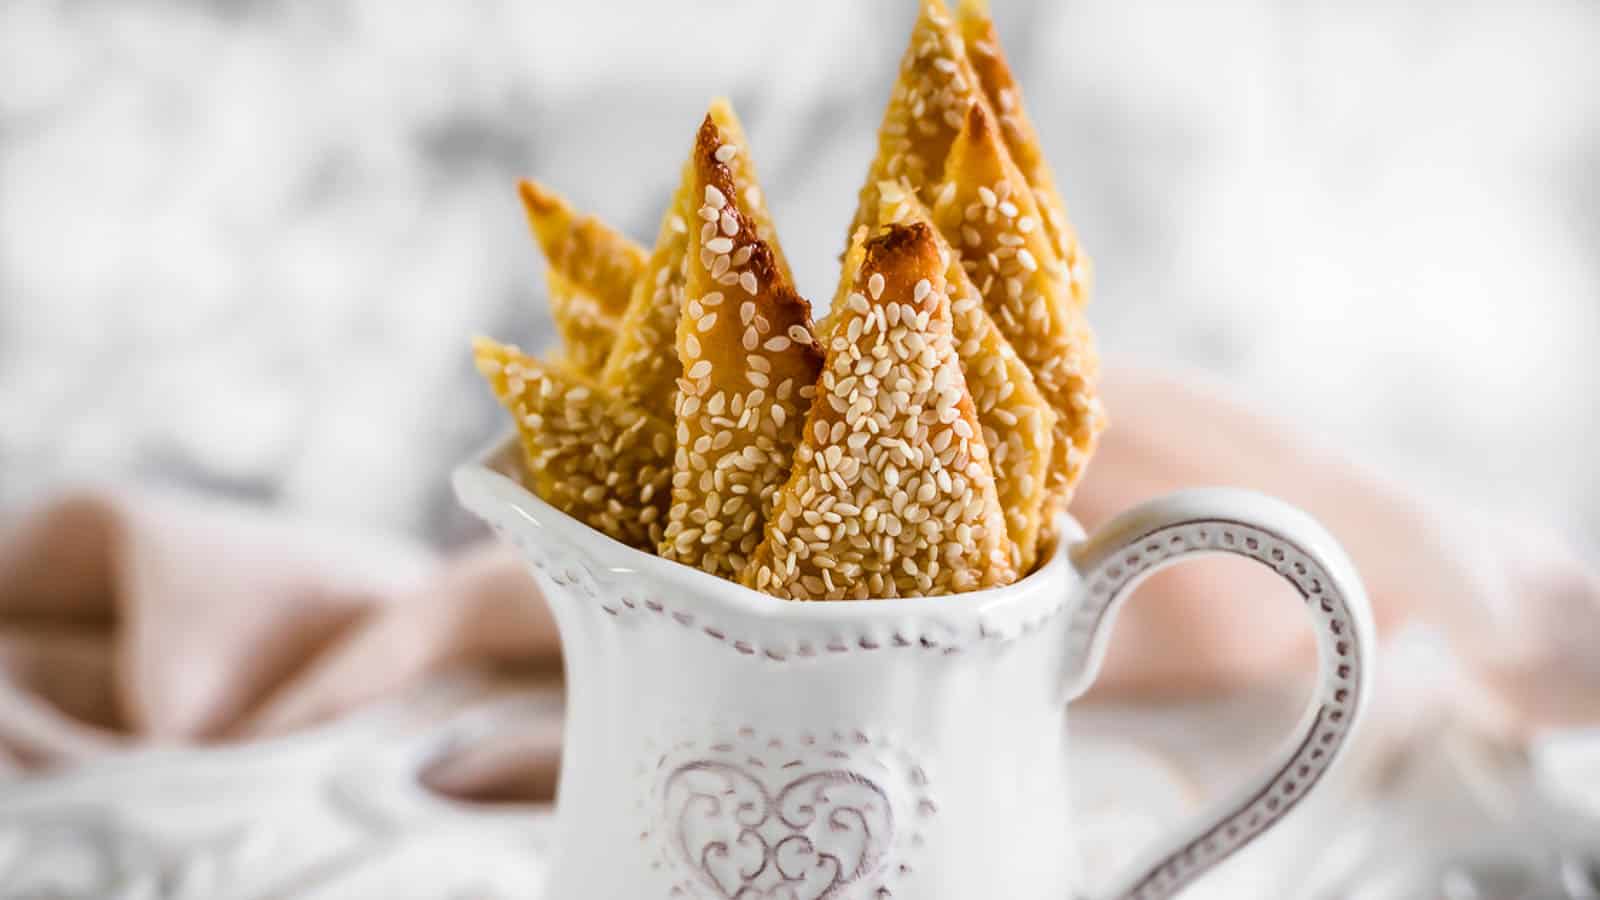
[868,272,886,300]
[704,185,727,208]
[687,360,712,379]
[706,237,734,254]
[714,143,738,163]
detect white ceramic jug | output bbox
[455,439,1373,900]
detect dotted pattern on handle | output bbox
[1068,519,1362,900]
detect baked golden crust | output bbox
[954,0,1092,305]
[845,0,989,246]
[600,99,789,423]
[879,180,1055,572]
[814,225,870,345]
[517,180,648,374]
[933,104,1104,522]
[597,157,697,422]
[661,116,824,579]
[474,338,673,550]
[705,100,795,288]
[544,269,621,376]
[744,222,1016,599]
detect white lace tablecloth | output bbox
[2,635,1593,899]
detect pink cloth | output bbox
[1,366,1594,794]
[1076,368,1600,730]
[0,491,563,796]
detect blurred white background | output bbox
[2,0,1596,555]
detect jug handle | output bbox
[1063,487,1375,900]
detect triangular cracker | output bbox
[845,0,989,244]
[744,222,1016,599]
[662,115,824,579]
[932,104,1104,522]
[879,180,1056,572]
[953,0,1092,304]
[517,180,648,374]
[475,338,672,550]
[601,100,791,422]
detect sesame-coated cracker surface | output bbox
[517,180,648,375]
[661,116,824,580]
[814,225,870,345]
[475,338,673,551]
[600,100,789,423]
[932,105,1104,524]
[597,155,696,422]
[744,223,1016,600]
[878,180,1056,572]
[845,0,989,247]
[954,0,1092,304]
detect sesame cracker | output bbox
[932,104,1104,534]
[474,338,673,550]
[744,223,1016,599]
[661,115,824,581]
[517,179,648,375]
[878,183,1057,572]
